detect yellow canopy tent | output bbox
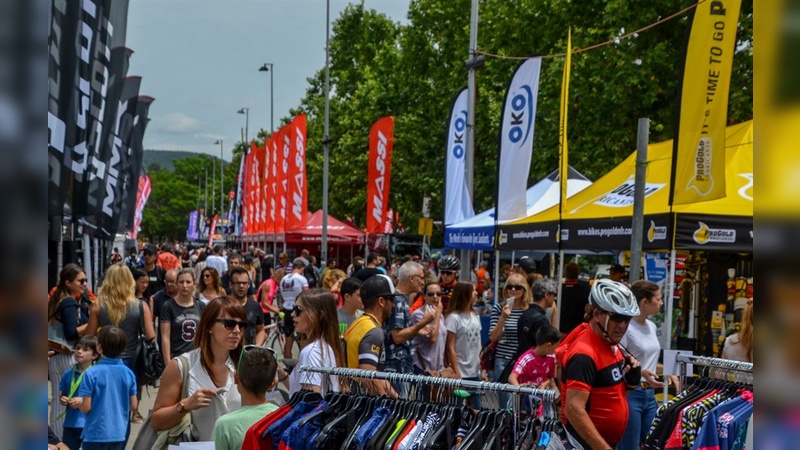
[498,121,753,253]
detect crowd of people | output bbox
[49,244,751,450]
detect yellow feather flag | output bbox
[671,0,742,205]
[559,28,572,217]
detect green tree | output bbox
[139,169,197,240]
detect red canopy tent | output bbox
[284,210,365,245]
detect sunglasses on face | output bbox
[426,291,442,297]
[505,284,525,291]
[203,274,212,278]
[75,278,87,284]
[602,311,633,323]
[239,345,276,372]
[292,305,304,316]
[213,318,248,330]
[231,281,249,287]
[440,270,455,276]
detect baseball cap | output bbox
[143,244,158,255]
[293,257,309,268]
[517,256,536,274]
[360,274,402,301]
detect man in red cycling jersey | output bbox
[557,279,642,450]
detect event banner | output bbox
[366,116,394,234]
[674,213,752,252]
[286,115,308,231]
[559,29,572,215]
[187,210,199,241]
[261,137,272,235]
[82,76,140,239]
[48,0,83,215]
[232,146,246,234]
[254,144,266,234]
[130,171,150,240]
[496,57,542,221]
[70,0,115,219]
[559,214,673,251]
[671,0,742,205]
[208,214,218,247]
[444,88,474,226]
[242,143,255,234]
[274,127,288,234]
[267,137,279,233]
[119,95,154,232]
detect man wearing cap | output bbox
[343,274,397,397]
[279,257,309,359]
[384,262,435,394]
[142,244,166,298]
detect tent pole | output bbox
[493,250,500,306]
[511,251,516,268]
[555,250,565,331]
[83,234,93,292]
[664,249,677,350]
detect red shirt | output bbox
[511,348,556,386]
[557,323,628,446]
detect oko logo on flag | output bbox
[451,110,467,159]
[508,87,534,145]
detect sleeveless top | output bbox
[177,348,241,441]
[98,301,142,361]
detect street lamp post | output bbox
[214,140,224,220]
[258,63,274,134]
[321,0,331,269]
[237,107,249,143]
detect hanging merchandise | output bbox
[643,355,753,450]
[242,366,571,450]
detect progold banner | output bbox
[671,0,742,205]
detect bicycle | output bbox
[263,313,300,360]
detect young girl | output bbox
[132,268,150,302]
[59,336,99,450]
[445,282,482,381]
[289,289,345,396]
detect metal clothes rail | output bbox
[675,353,753,386]
[296,365,558,400]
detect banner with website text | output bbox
[444,89,474,226]
[366,116,394,234]
[286,115,308,231]
[671,0,742,205]
[496,57,542,220]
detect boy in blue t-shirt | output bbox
[76,326,137,450]
[59,336,99,450]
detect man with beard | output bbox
[230,266,266,346]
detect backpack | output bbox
[304,265,319,289]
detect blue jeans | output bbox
[82,442,125,450]
[62,427,83,450]
[617,387,657,450]
[493,356,512,410]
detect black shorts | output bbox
[263,311,272,326]
[282,308,295,337]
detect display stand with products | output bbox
[254,365,570,450]
[645,354,753,450]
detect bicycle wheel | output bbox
[268,330,285,357]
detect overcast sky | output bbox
[127,0,410,162]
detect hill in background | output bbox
[143,149,223,172]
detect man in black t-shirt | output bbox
[560,262,591,335]
[354,253,383,281]
[151,268,180,347]
[141,244,165,298]
[230,266,265,346]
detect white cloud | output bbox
[154,112,202,133]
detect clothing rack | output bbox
[675,353,753,387]
[296,365,558,401]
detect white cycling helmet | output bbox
[589,279,640,316]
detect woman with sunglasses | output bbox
[48,263,89,438]
[151,297,245,442]
[160,269,205,366]
[489,273,531,387]
[197,267,225,305]
[289,289,345,396]
[410,282,447,376]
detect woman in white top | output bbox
[722,300,752,363]
[289,289,343,396]
[197,267,225,305]
[151,297,245,442]
[618,280,677,450]
[445,282,483,408]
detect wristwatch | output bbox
[176,399,188,414]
